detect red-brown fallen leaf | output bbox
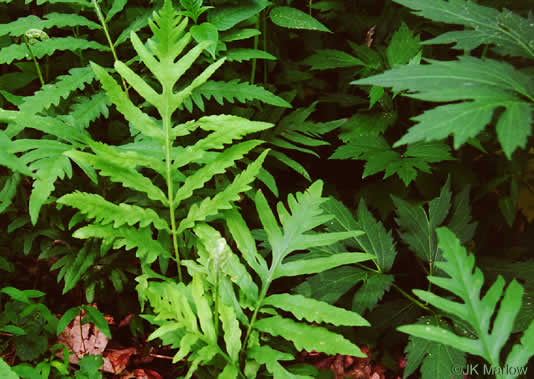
[105,347,137,374]
[56,306,136,374]
[118,313,136,328]
[133,368,163,379]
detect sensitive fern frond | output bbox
[398,227,534,379]
[19,66,95,115]
[187,79,292,112]
[0,13,100,37]
[57,192,170,231]
[0,37,109,64]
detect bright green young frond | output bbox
[57,191,169,231]
[177,149,269,233]
[174,140,263,206]
[262,294,369,327]
[254,316,364,357]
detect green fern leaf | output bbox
[28,154,71,225]
[274,252,372,278]
[190,80,291,110]
[50,242,97,293]
[398,227,534,374]
[0,173,20,213]
[57,191,169,231]
[63,91,111,130]
[262,294,369,327]
[73,224,169,264]
[90,62,164,140]
[0,132,33,176]
[403,317,466,379]
[193,223,259,302]
[0,13,100,37]
[248,346,311,379]
[393,0,534,59]
[19,66,95,114]
[171,115,272,169]
[254,316,364,356]
[177,149,269,233]
[226,48,276,62]
[353,57,534,158]
[0,37,109,64]
[174,140,263,206]
[64,150,168,205]
[219,303,241,363]
[386,22,420,68]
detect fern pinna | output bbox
[138,180,374,378]
[50,0,275,283]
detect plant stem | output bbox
[392,283,432,312]
[23,36,45,86]
[92,0,129,96]
[250,14,260,84]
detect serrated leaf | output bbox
[352,273,394,313]
[0,13,100,37]
[403,317,465,379]
[353,57,534,157]
[226,48,276,62]
[392,0,534,59]
[302,49,363,70]
[57,191,169,231]
[270,6,331,33]
[254,316,365,357]
[20,66,95,115]
[0,37,108,64]
[294,266,367,304]
[208,0,270,31]
[263,294,369,326]
[386,22,420,67]
[192,80,291,110]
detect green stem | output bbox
[23,36,44,86]
[92,0,129,96]
[161,88,181,281]
[250,15,260,84]
[0,109,19,123]
[262,11,267,84]
[392,283,432,313]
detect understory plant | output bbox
[139,180,374,378]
